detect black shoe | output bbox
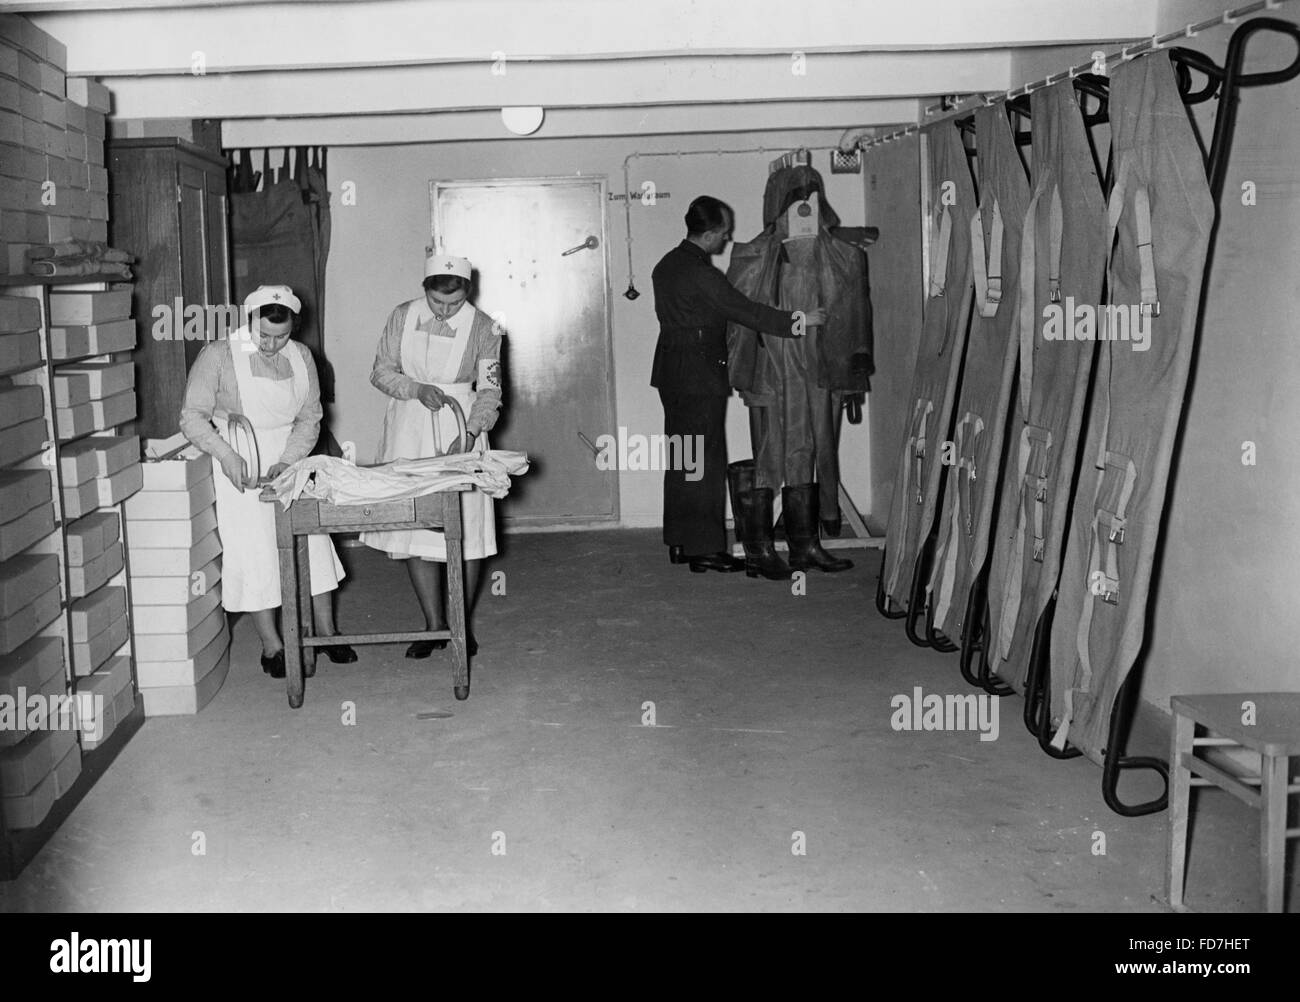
[668,545,688,564]
[687,551,745,573]
[406,638,448,659]
[261,650,285,679]
[319,643,358,664]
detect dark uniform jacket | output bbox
[650,239,797,397]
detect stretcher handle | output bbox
[226,412,263,487]
[429,395,470,457]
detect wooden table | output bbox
[270,488,471,708]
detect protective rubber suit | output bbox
[725,165,873,575]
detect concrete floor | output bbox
[0,530,1290,912]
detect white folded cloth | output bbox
[263,450,530,508]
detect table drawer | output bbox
[316,499,415,527]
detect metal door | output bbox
[431,177,617,524]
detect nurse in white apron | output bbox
[179,285,353,679]
[361,253,504,658]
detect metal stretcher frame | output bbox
[271,487,472,709]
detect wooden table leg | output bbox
[1261,752,1288,913]
[297,533,315,679]
[276,508,304,709]
[1166,710,1194,909]
[444,492,469,700]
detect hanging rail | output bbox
[853,0,1295,151]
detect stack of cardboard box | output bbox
[126,452,230,716]
[0,14,110,276]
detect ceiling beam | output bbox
[217,99,922,147]
[23,0,1158,75]
[100,52,1012,119]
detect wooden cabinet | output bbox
[106,139,231,440]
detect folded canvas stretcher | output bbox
[880,125,977,615]
[926,105,1031,644]
[985,81,1109,695]
[1048,53,1215,761]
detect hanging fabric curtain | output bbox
[1048,52,1215,760]
[985,80,1109,694]
[228,146,336,454]
[925,104,1031,640]
[879,124,977,610]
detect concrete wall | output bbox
[321,130,869,528]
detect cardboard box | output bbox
[0,653,65,750]
[86,165,106,194]
[58,434,138,483]
[0,502,54,561]
[141,452,213,492]
[38,62,63,99]
[0,384,43,429]
[68,583,124,643]
[40,92,64,129]
[90,682,136,750]
[126,504,217,549]
[130,581,220,635]
[49,318,136,360]
[74,652,130,728]
[65,78,111,114]
[135,601,225,664]
[0,293,40,333]
[0,416,44,466]
[55,400,93,440]
[71,608,127,676]
[78,663,134,751]
[0,468,49,515]
[130,554,220,606]
[52,739,80,798]
[48,289,130,326]
[0,723,77,797]
[0,37,18,78]
[0,109,21,147]
[89,390,136,430]
[64,510,119,566]
[55,360,133,401]
[1,753,55,828]
[124,475,216,520]
[0,330,41,374]
[0,552,60,619]
[126,527,219,578]
[18,81,40,121]
[96,461,142,508]
[141,646,228,717]
[60,477,98,520]
[136,614,229,686]
[68,539,122,598]
[0,634,63,704]
[0,582,60,655]
[64,101,85,134]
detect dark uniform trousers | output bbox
[659,389,729,554]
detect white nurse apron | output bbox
[214,334,345,612]
[361,300,496,562]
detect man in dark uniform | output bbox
[651,195,826,573]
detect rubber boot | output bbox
[783,483,853,572]
[727,461,790,579]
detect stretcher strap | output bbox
[970,199,1004,318]
[1016,186,1044,406]
[1054,450,1136,750]
[1132,186,1160,317]
[1048,186,1064,305]
[928,205,953,298]
[884,397,933,598]
[932,412,983,626]
[994,424,1052,663]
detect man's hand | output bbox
[265,462,289,481]
[417,384,447,410]
[805,308,828,327]
[219,451,251,492]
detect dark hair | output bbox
[422,274,470,295]
[684,195,731,236]
[257,303,293,325]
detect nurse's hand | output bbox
[219,452,252,492]
[417,384,447,410]
[266,463,289,481]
